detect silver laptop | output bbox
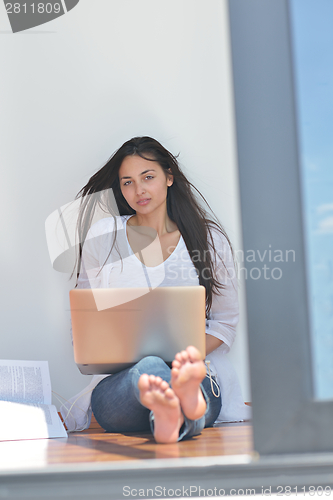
[70,286,206,374]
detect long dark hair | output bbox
[75,136,235,315]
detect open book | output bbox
[0,360,67,441]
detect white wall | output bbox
[0,0,251,406]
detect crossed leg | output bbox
[138,346,206,443]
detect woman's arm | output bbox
[206,334,223,355]
[205,229,239,354]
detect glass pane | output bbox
[290,0,333,399]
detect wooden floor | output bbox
[0,417,253,472]
[3,422,333,500]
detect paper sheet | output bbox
[0,360,67,441]
[0,360,51,405]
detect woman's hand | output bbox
[205,334,223,355]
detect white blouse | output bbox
[60,216,251,431]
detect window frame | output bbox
[227,0,333,455]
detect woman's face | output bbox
[119,155,173,215]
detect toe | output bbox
[165,387,176,399]
[187,345,202,362]
[160,380,169,391]
[175,352,183,363]
[172,359,181,369]
[138,373,150,391]
[180,350,189,362]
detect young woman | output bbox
[61,136,250,443]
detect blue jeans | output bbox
[91,356,222,441]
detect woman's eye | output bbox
[145,175,153,180]
[123,181,131,186]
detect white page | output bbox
[0,360,51,405]
[0,401,67,441]
[0,439,49,470]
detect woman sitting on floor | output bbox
[61,136,250,442]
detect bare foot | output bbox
[171,346,207,421]
[138,374,184,444]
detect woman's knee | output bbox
[134,355,169,374]
[133,356,170,380]
[92,394,151,432]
